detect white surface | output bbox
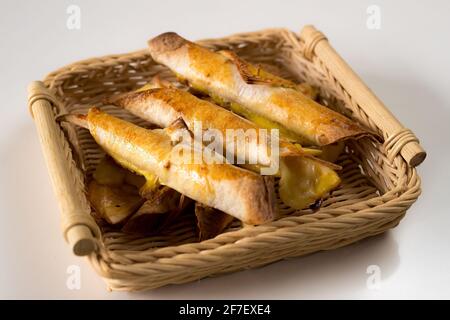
[1,0,449,299]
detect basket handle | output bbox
[299,25,426,167]
[28,81,100,256]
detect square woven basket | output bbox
[28,25,426,291]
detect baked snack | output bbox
[63,108,276,225]
[148,32,372,146]
[109,81,341,210]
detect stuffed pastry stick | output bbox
[110,83,341,209]
[110,81,310,166]
[148,32,371,146]
[64,107,276,225]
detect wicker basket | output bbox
[28,25,425,291]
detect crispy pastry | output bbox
[109,83,308,165]
[109,83,341,210]
[64,108,276,225]
[148,32,371,146]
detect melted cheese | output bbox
[279,157,341,209]
[229,102,305,142]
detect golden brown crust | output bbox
[237,175,276,225]
[147,33,377,146]
[84,108,276,225]
[218,50,301,90]
[268,90,370,146]
[110,87,311,159]
[147,32,189,56]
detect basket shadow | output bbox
[130,232,399,299]
[0,123,86,298]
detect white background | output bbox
[1,0,449,299]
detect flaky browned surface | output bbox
[148,32,188,55]
[85,108,276,224]
[112,87,304,158]
[148,32,370,146]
